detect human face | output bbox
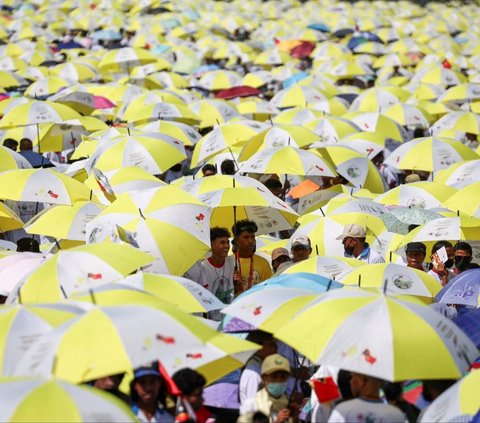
[273,255,290,271]
[186,387,204,410]
[291,245,311,262]
[342,237,356,256]
[211,237,230,259]
[349,372,365,397]
[236,231,256,256]
[263,370,289,384]
[93,374,124,391]
[133,376,161,406]
[406,251,425,269]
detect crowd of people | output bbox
[0,0,479,422]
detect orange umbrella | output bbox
[288,179,320,199]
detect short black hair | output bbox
[3,138,18,150]
[210,227,230,242]
[264,178,282,190]
[454,241,473,256]
[172,368,206,396]
[431,241,453,255]
[220,159,236,175]
[202,164,216,175]
[232,219,258,237]
[16,237,40,252]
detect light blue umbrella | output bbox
[435,269,480,307]
[91,30,122,41]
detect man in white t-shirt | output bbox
[184,227,235,319]
[337,224,385,264]
[328,372,405,423]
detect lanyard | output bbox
[236,252,254,292]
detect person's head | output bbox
[220,159,236,175]
[210,227,230,259]
[405,173,421,184]
[201,164,216,177]
[421,379,457,402]
[431,241,454,269]
[264,178,283,198]
[232,220,258,257]
[3,138,18,151]
[337,370,353,401]
[19,138,33,151]
[349,372,383,398]
[371,151,384,168]
[336,224,367,257]
[172,368,206,411]
[260,353,290,398]
[382,382,404,403]
[16,237,40,252]
[92,373,124,392]
[130,363,163,406]
[453,241,473,272]
[246,330,277,360]
[405,242,427,270]
[290,235,312,263]
[271,247,291,271]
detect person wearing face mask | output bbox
[427,241,455,286]
[336,224,385,264]
[453,242,475,275]
[238,354,293,423]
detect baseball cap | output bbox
[261,354,291,375]
[271,247,290,261]
[134,364,161,380]
[336,224,366,240]
[291,235,311,248]
[405,242,427,254]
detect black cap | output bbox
[405,242,426,254]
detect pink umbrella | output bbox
[93,95,116,109]
[215,85,260,100]
[0,93,10,101]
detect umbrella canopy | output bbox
[419,370,480,423]
[238,146,337,177]
[198,185,298,235]
[282,256,365,280]
[274,288,479,381]
[443,182,480,217]
[13,242,154,303]
[384,137,479,173]
[0,378,137,422]
[435,269,480,308]
[342,263,441,301]
[12,302,259,385]
[0,169,92,205]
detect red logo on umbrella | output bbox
[48,190,59,199]
[87,273,102,280]
[362,349,376,364]
[196,213,205,221]
[186,353,203,359]
[315,165,324,172]
[156,335,175,344]
[253,306,262,316]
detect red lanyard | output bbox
[236,252,254,292]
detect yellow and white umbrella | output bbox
[24,201,104,241]
[347,112,408,142]
[342,263,441,301]
[121,101,200,126]
[431,111,480,135]
[85,186,212,275]
[349,87,407,113]
[0,378,137,422]
[419,370,480,423]
[339,131,385,158]
[274,288,478,381]
[434,159,480,188]
[88,133,187,175]
[270,85,329,108]
[13,242,154,303]
[98,47,157,72]
[0,145,32,171]
[374,181,457,208]
[196,69,243,91]
[283,256,365,279]
[238,146,337,177]
[198,186,298,235]
[384,137,479,172]
[190,120,269,168]
[306,116,361,143]
[52,61,99,83]
[189,99,240,129]
[382,103,433,128]
[439,83,480,103]
[442,182,480,217]
[0,100,81,129]
[0,169,92,205]
[24,76,69,99]
[137,120,201,146]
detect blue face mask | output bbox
[266,382,288,398]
